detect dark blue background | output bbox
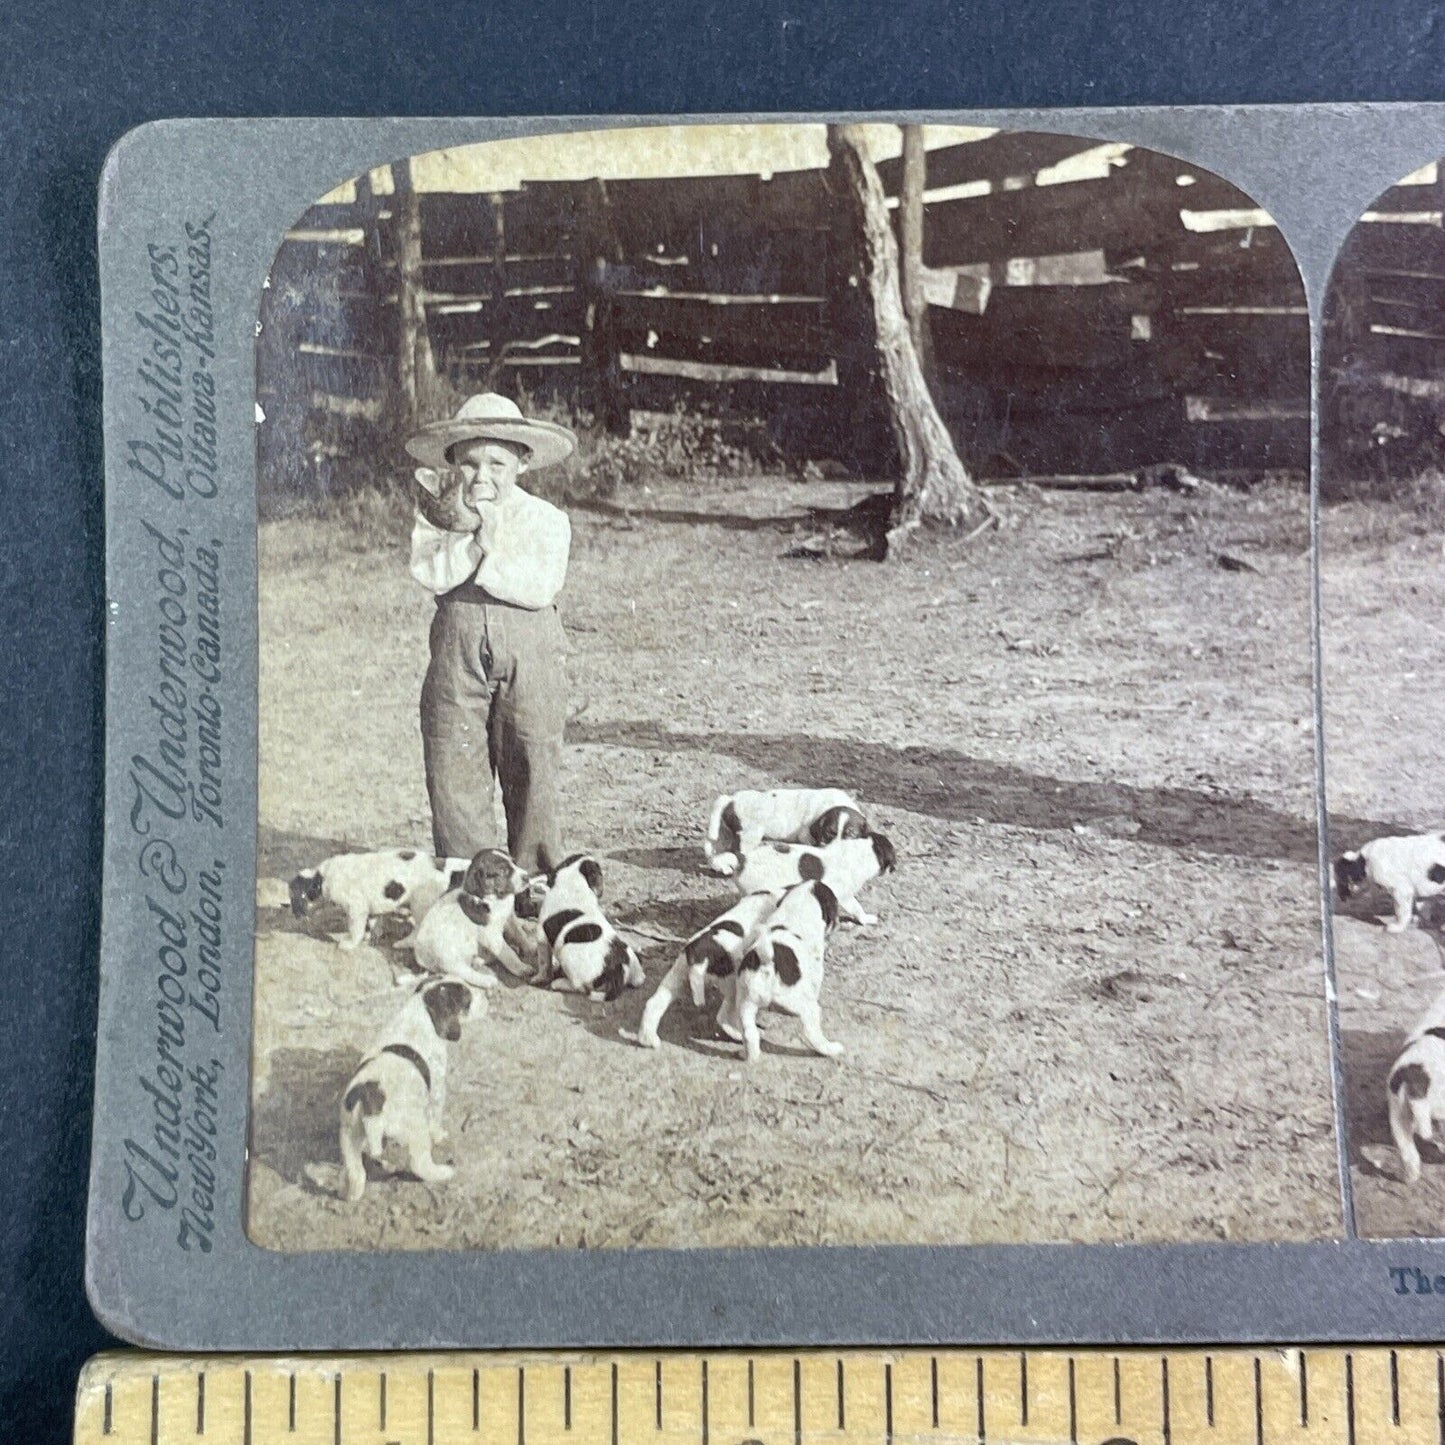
[3,4,1441,1439]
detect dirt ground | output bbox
[247,475,1345,1252]
[1319,506,1445,1238]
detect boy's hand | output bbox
[473,500,500,553]
[415,467,482,533]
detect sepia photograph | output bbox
[245,121,1340,1253]
[1318,158,1445,1238]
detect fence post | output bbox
[899,124,936,386]
[394,156,440,419]
[580,178,628,434]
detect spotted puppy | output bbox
[1335,831,1445,933]
[733,879,841,1062]
[289,848,458,949]
[338,976,478,1202]
[636,889,781,1049]
[536,854,645,1002]
[732,831,896,926]
[1388,988,1445,1183]
[397,848,531,988]
[704,787,868,876]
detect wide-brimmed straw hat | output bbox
[405,393,577,471]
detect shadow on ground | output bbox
[571,719,1398,865]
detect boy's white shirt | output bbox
[409,486,571,610]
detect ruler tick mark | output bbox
[289,1372,297,1433]
[473,1367,480,1432]
[1205,1356,1214,1428]
[886,1362,895,1445]
[793,1358,803,1445]
[243,1370,251,1445]
[518,1367,526,1445]
[837,1359,846,1431]
[748,1359,756,1429]
[612,1361,620,1445]
[151,1373,159,1445]
[1162,1357,1172,1445]
[1392,1350,1401,1426]
[1021,1352,1029,1426]
[428,1368,435,1445]
[1301,1352,1309,1428]
[977,1357,986,1444]
[103,1382,113,1436]
[1115,1356,1123,1427]
[1068,1358,1078,1445]
[334,1372,342,1445]
[380,1370,388,1431]
[197,1371,206,1436]
[564,1365,572,1431]
[701,1359,710,1445]
[931,1356,939,1431]
[654,1359,662,1431]
[1254,1357,1263,1445]
[1347,1354,1358,1445]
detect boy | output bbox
[406,393,577,872]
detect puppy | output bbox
[338,976,477,1202]
[398,848,531,988]
[636,889,781,1049]
[1335,831,1445,933]
[705,787,867,875]
[398,855,472,934]
[733,880,841,1062]
[732,831,896,926]
[535,854,645,1001]
[1387,989,1445,1182]
[289,848,455,949]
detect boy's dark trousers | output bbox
[420,584,567,872]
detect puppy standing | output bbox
[289,848,453,949]
[732,831,896,926]
[636,889,781,1049]
[734,880,841,1062]
[399,848,530,988]
[397,856,472,935]
[536,854,646,1002]
[1335,831,1445,933]
[338,976,477,1202]
[704,787,868,876]
[1387,988,1445,1183]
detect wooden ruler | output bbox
[74,1348,1445,1445]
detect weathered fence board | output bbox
[259,132,1315,509]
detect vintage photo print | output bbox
[1320,158,1445,1238]
[244,121,1336,1253]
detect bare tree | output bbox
[826,123,990,555]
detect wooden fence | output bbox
[256,133,1312,509]
[1321,162,1445,486]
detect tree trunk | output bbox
[826,123,986,555]
[394,157,441,418]
[898,124,936,386]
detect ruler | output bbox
[73,1348,1445,1445]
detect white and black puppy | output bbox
[535,854,646,1002]
[398,848,531,988]
[704,787,868,876]
[636,889,782,1049]
[338,976,478,1202]
[398,855,472,933]
[289,848,455,950]
[732,831,896,926]
[732,880,842,1062]
[1335,831,1445,934]
[1387,989,1445,1183]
